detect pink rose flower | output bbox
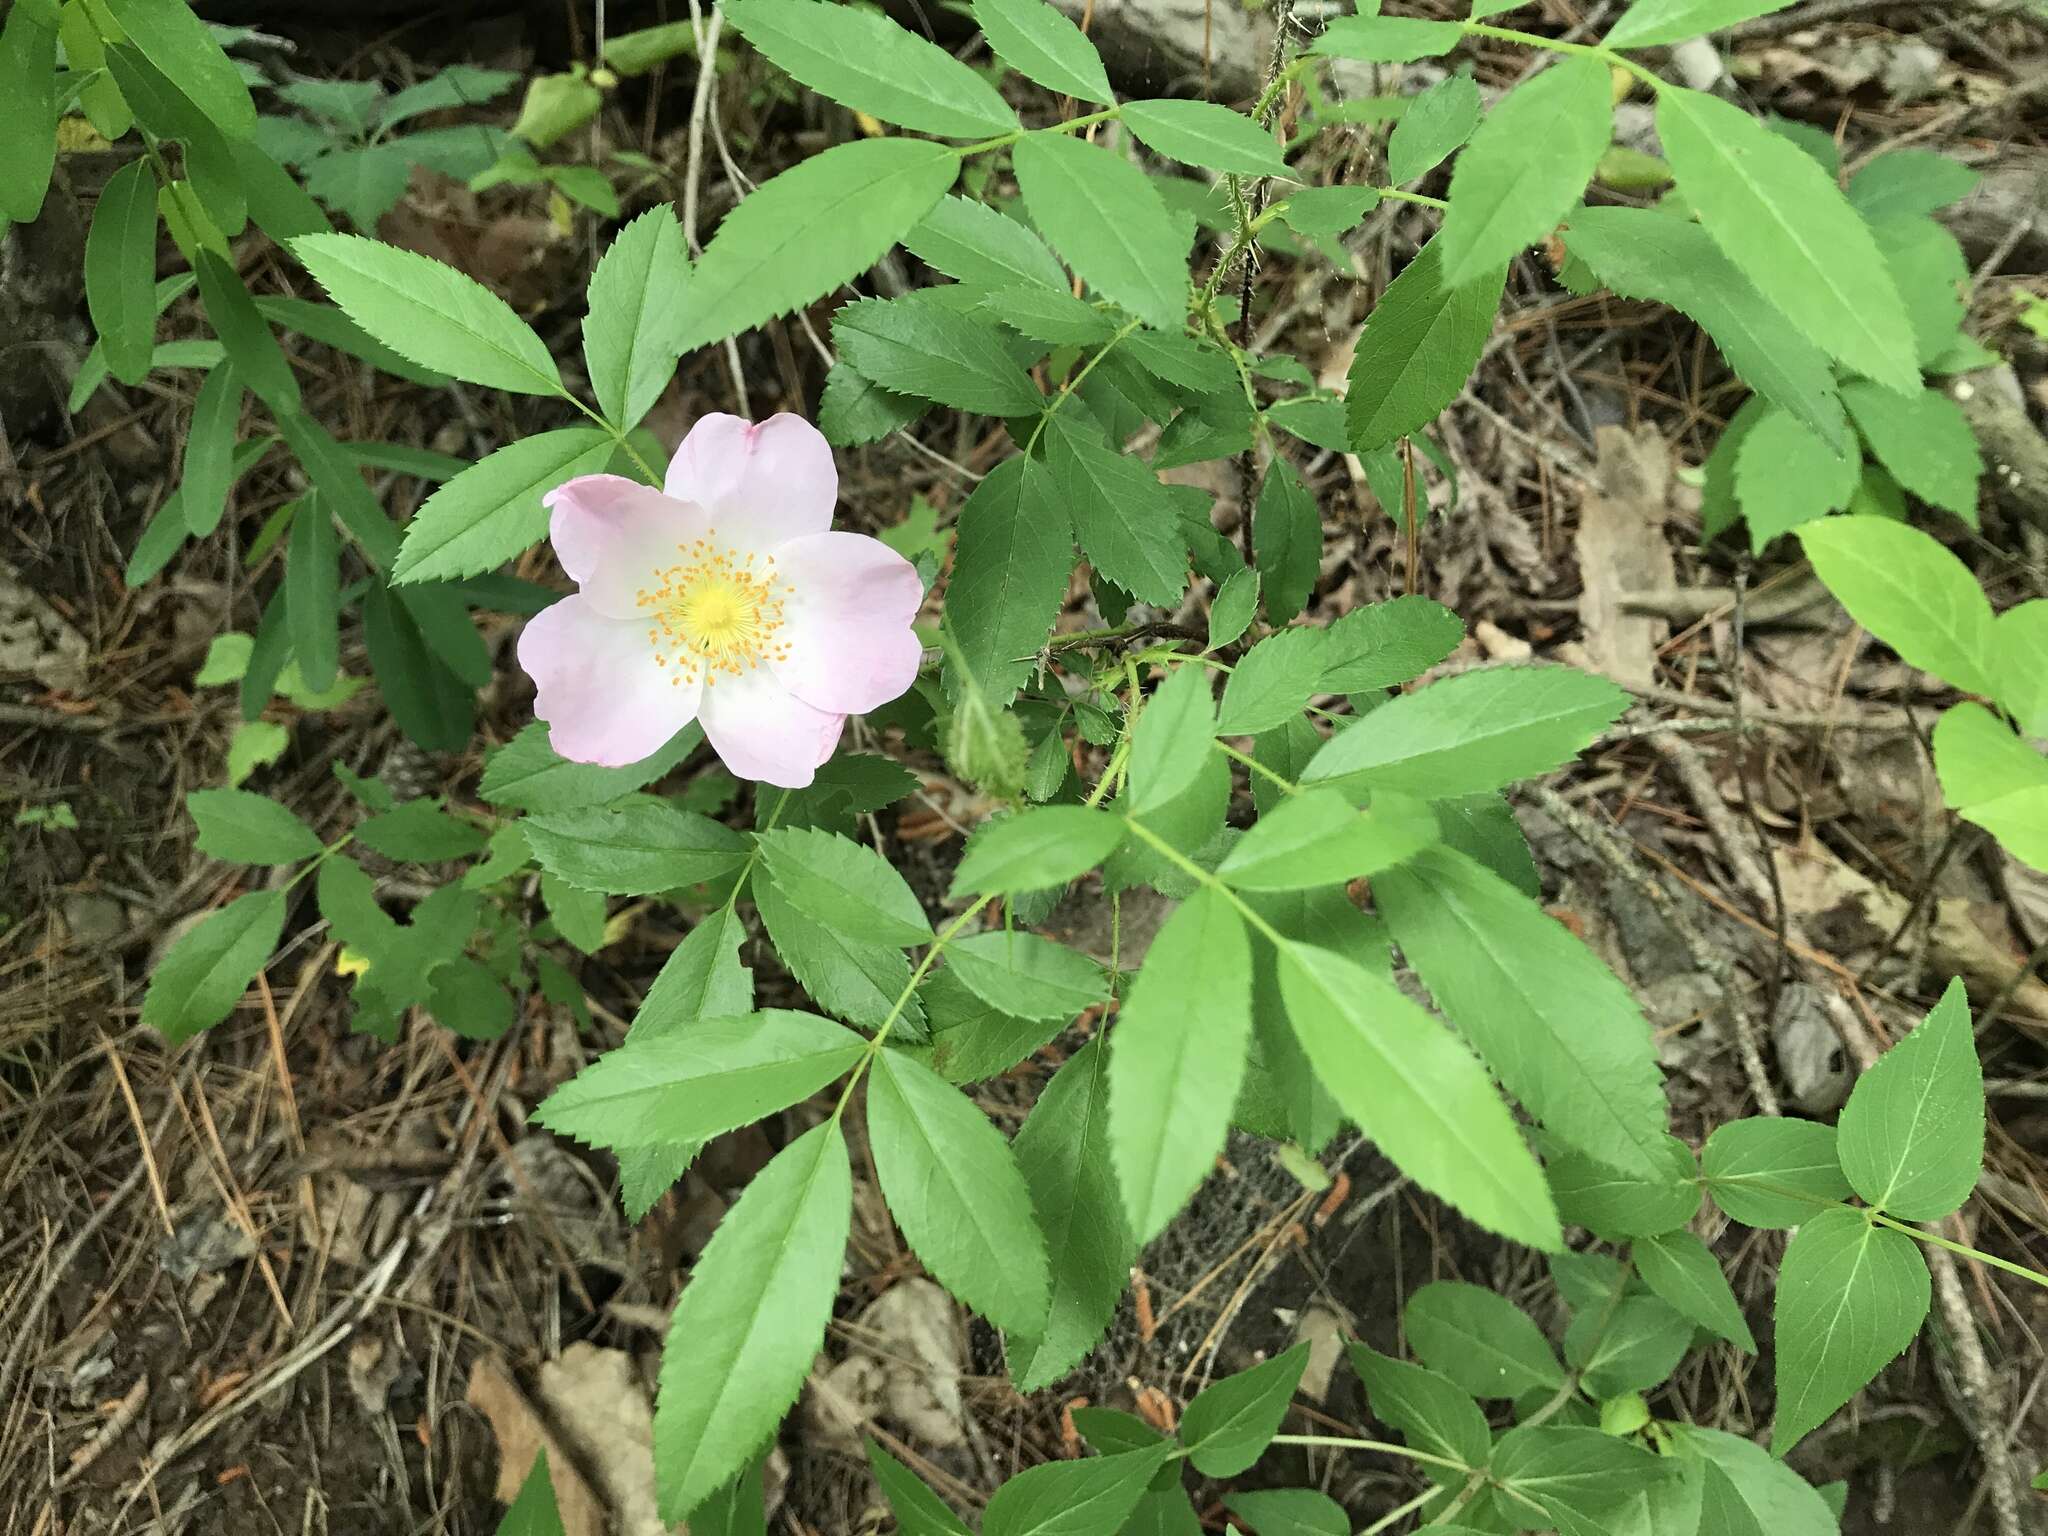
[516,413,924,788]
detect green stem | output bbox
[1122,814,1287,946]
[286,832,356,893]
[1870,1212,2048,1290]
[1026,317,1144,455]
[1213,738,1296,796]
[565,394,662,483]
[1267,1434,1470,1476]
[1421,1471,1487,1527]
[1379,186,1450,211]
[1361,1486,1437,1536]
[832,895,997,1116]
[1460,19,1663,90]
[955,106,1123,159]
[721,788,792,914]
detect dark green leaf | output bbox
[1404,1280,1564,1398]
[1346,235,1503,454]
[1014,132,1187,332]
[142,889,286,1043]
[524,803,752,894]
[188,787,323,864]
[85,159,161,387]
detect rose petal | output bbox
[663,413,836,551]
[697,665,845,788]
[545,475,714,620]
[767,531,926,713]
[518,594,703,766]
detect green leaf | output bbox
[1561,206,1845,453]
[983,285,1117,345]
[1208,568,1260,650]
[973,0,1114,104]
[1492,1425,1676,1529]
[1847,150,1981,225]
[1304,666,1628,801]
[105,0,257,139]
[1107,886,1252,1243]
[1313,14,1463,61]
[1215,629,1328,736]
[193,251,298,415]
[497,1449,568,1536]
[1656,87,1917,393]
[1635,1230,1757,1351]
[142,889,286,1043]
[1841,381,1982,522]
[1275,185,1380,239]
[756,825,933,947]
[1771,1207,1930,1453]
[1732,404,1857,550]
[907,194,1070,292]
[291,233,563,395]
[676,138,958,353]
[634,906,754,1040]
[1047,424,1187,606]
[868,1048,1050,1330]
[583,207,690,429]
[1278,941,1561,1249]
[278,414,396,568]
[983,1447,1176,1536]
[921,968,1064,1084]
[1388,73,1482,185]
[1547,1134,1701,1237]
[523,803,753,894]
[1671,1425,1838,1536]
[1404,1280,1564,1398]
[302,144,409,231]
[1252,456,1320,625]
[754,875,924,1032]
[1123,99,1286,177]
[1127,664,1216,814]
[1995,600,2048,737]
[946,930,1105,1022]
[1318,595,1464,692]
[1008,1038,1132,1391]
[1181,1341,1309,1477]
[355,798,490,861]
[188,787,323,865]
[0,0,59,224]
[1345,235,1504,454]
[951,806,1126,897]
[1836,976,1983,1220]
[1701,1116,1853,1228]
[866,1440,974,1536]
[285,497,341,691]
[1223,1490,1348,1536]
[85,159,162,387]
[1440,57,1610,288]
[1934,702,2048,870]
[1797,516,1998,696]
[655,1121,850,1520]
[1873,213,1969,370]
[726,0,1017,137]
[480,720,698,813]
[835,294,1044,415]
[943,457,1071,705]
[426,955,515,1040]
[1565,1292,1693,1396]
[1608,0,1795,47]
[1014,133,1187,332]
[178,365,243,537]
[393,428,617,584]
[1346,1345,1489,1482]
[1217,787,1437,890]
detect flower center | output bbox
[636,532,791,687]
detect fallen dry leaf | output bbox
[1575,425,1675,689]
[465,1354,609,1536]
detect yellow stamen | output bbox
[634,530,795,688]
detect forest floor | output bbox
[4,2,2048,1533]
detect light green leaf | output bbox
[178,365,243,537]
[536,1010,863,1147]
[906,195,1070,292]
[951,807,1127,897]
[1312,14,1463,61]
[1123,99,1286,177]
[634,906,754,1040]
[106,0,257,139]
[85,159,162,387]
[292,233,562,394]
[355,798,490,861]
[1848,150,1981,225]
[1733,405,1858,550]
[1318,595,1464,692]
[1656,87,1917,393]
[0,0,59,224]
[1048,410,1192,602]
[1127,663,1216,814]
[1934,703,2048,869]
[394,428,618,584]
[188,787,322,865]
[1345,235,1505,454]
[726,0,1017,137]
[946,930,1105,1022]
[1547,1135,1701,1237]
[1008,1038,1132,1391]
[1181,1341,1309,1477]
[974,0,1113,103]
[1873,215,1969,370]
[1565,1292,1693,1396]
[1014,132,1188,332]
[1108,886,1252,1243]
[524,803,753,894]
[1275,185,1380,239]
[1671,1425,1839,1536]
[1304,666,1628,801]
[1217,787,1437,890]
[676,138,957,353]
[1771,1207,1930,1453]
[945,456,1072,703]
[1636,1230,1757,1351]
[1223,1490,1348,1536]
[655,1121,850,1520]
[1798,516,1998,696]
[1701,1116,1853,1228]
[142,889,286,1043]
[835,294,1044,415]
[983,285,1117,345]
[1837,976,1983,1221]
[1608,0,1794,47]
[1208,567,1260,650]
[1387,73,1482,185]
[480,720,698,814]
[756,825,933,947]
[1252,455,1320,625]
[866,1050,1047,1339]
[1404,1280,1564,1398]
[584,207,690,429]
[982,1446,1177,1536]
[1440,57,1610,288]
[1841,381,1982,522]
[1492,1426,1676,1529]
[226,720,288,787]
[497,1449,568,1536]
[1278,941,1561,1249]
[1216,628,1328,736]
[754,875,923,1032]
[1346,1345,1490,1482]
[1995,600,2048,737]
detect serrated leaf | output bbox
[675,138,958,353]
[1700,1116,1853,1228]
[1840,381,1981,522]
[951,807,1126,897]
[819,362,924,446]
[584,206,690,429]
[188,787,323,865]
[1312,13,1463,61]
[1123,99,1286,177]
[1318,595,1464,692]
[1934,702,2048,869]
[1217,787,1437,890]
[754,875,925,1033]
[835,294,1044,415]
[1847,150,1981,225]
[1441,57,1610,287]
[1404,1280,1564,1398]
[1636,1230,1757,1350]
[523,803,752,894]
[1014,132,1187,332]
[974,0,1113,103]
[1181,1341,1309,1477]
[1278,941,1561,1249]
[1347,1345,1489,1482]
[1303,666,1628,801]
[1995,600,2048,737]
[1547,1134,1700,1237]
[1276,185,1380,238]
[480,720,698,812]
[1215,628,1328,736]
[946,929,1105,1022]
[1127,664,1216,814]
[355,798,490,861]
[142,889,286,1043]
[869,1048,1050,1330]
[634,906,754,1040]
[1837,977,1983,1220]
[1771,1207,1930,1453]
[1797,516,1998,696]
[1656,87,1917,393]
[983,285,1118,345]
[946,456,1073,703]
[1607,0,1795,47]
[1046,427,1187,606]
[906,194,1070,292]
[755,825,933,947]
[726,0,1017,137]
[655,1121,850,1519]
[1345,235,1504,454]
[982,1446,1177,1536]
[1208,568,1260,650]
[1388,73,1482,185]
[1252,456,1320,625]
[1107,886,1252,1243]
[1733,405,1858,551]
[292,233,562,395]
